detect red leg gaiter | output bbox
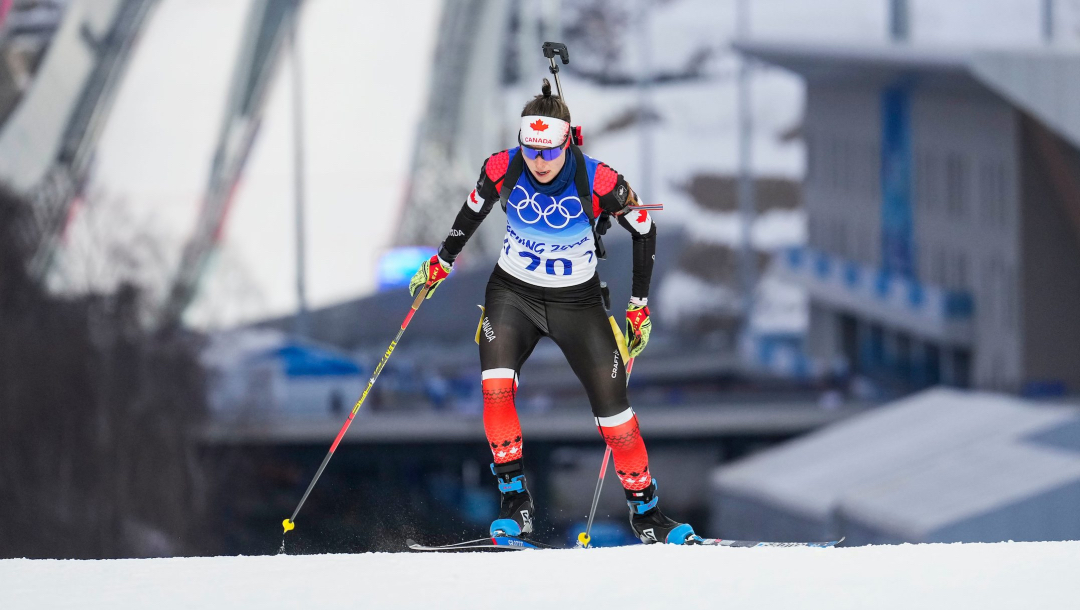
[483,371,522,464]
[599,413,652,491]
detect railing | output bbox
[778,246,974,345]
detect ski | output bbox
[406,535,843,551]
[689,536,844,548]
[406,536,559,552]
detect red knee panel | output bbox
[483,377,522,464]
[600,416,652,491]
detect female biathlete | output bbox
[410,79,696,544]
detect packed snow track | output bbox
[2,540,1078,609]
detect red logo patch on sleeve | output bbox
[593,164,618,196]
[636,210,648,223]
[486,150,510,181]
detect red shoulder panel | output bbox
[593,163,618,196]
[485,150,511,182]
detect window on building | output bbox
[979,161,996,227]
[840,138,858,194]
[980,162,992,225]
[953,349,972,389]
[945,153,968,218]
[995,162,1009,228]
[917,150,939,213]
[839,314,859,374]
[982,257,1017,331]
[978,160,1009,228]
[926,344,942,386]
[829,138,841,191]
[896,332,913,382]
[915,151,928,212]
[1004,265,1017,331]
[862,140,875,196]
[992,355,1006,391]
[863,142,877,196]
[868,141,876,194]
[868,323,885,369]
[956,253,969,291]
[982,259,996,326]
[838,139,850,192]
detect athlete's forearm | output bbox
[439,199,494,263]
[607,182,655,300]
[622,218,656,299]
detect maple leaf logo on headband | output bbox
[529,119,549,131]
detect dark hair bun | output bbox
[521,78,570,121]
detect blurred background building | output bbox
[756,40,1080,396]
[2,0,1080,558]
[712,388,1080,545]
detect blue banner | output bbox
[880,87,916,280]
[377,246,437,291]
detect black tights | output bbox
[478,265,629,419]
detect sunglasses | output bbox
[519,133,569,162]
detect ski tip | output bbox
[405,538,419,548]
[282,519,295,534]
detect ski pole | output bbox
[577,357,634,549]
[282,284,431,535]
[579,446,611,548]
[577,314,635,548]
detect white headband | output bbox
[519,115,570,148]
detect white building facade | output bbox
[740,42,1080,393]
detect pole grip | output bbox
[411,284,430,309]
[542,41,569,64]
[542,42,569,105]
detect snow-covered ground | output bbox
[3,541,1078,609]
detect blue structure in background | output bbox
[217,339,366,416]
[880,87,916,280]
[755,333,810,379]
[377,246,438,291]
[255,343,362,377]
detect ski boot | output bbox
[490,460,534,537]
[626,480,696,544]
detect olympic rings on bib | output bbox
[509,185,584,230]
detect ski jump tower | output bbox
[0,0,158,281]
[158,0,303,329]
[396,0,558,263]
[0,0,306,330]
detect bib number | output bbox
[519,252,573,276]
